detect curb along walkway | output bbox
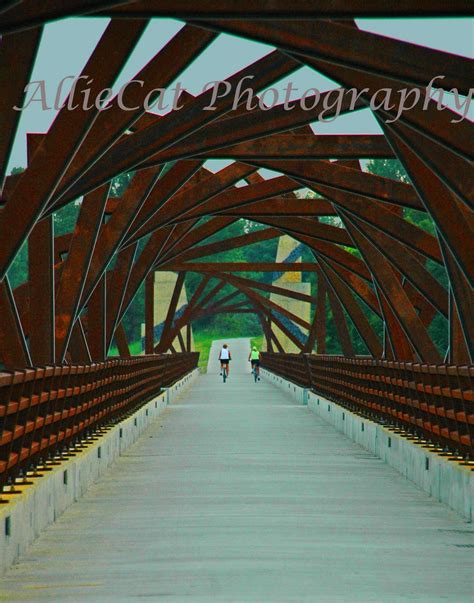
[2,346,473,601]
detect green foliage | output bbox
[54,200,81,236]
[366,158,410,183]
[10,166,25,175]
[109,171,135,197]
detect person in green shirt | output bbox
[248,346,261,381]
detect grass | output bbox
[192,331,215,373]
[250,335,264,350]
[194,330,263,373]
[109,331,264,374]
[108,340,142,357]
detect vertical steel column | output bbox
[0,277,31,368]
[115,323,131,358]
[186,323,192,352]
[28,215,55,364]
[145,271,155,354]
[88,275,106,361]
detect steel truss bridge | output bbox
[0,2,472,496]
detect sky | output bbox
[7,17,474,175]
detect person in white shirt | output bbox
[218,344,232,379]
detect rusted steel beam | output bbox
[2,0,471,34]
[440,241,474,363]
[87,275,107,362]
[53,27,216,206]
[186,324,192,352]
[449,299,470,365]
[162,228,281,267]
[161,169,292,221]
[252,159,423,210]
[176,329,186,353]
[254,299,305,352]
[160,262,319,273]
[121,160,203,247]
[304,269,327,354]
[28,215,55,364]
[305,56,472,163]
[320,256,380,317]
[317,258,380,357]
[214,197,337,218]
[80,168,162,310]
[157,275,211,352]
[62,51,300,201]
[117,227,175,327]
[167,175,299,224]
[153,221,203,266]
[127,163,255,245]
[0,19,147,280]
[379,117,472,210]
[257,216,354,247]
[315,272,328,355]
[312,184,442,263]
[155,272,186,353]
[137,89,366,169]
[195,304,253,321]
[193,280,226,313]
[105,243,138,351]
[54,185,109,363]
[325,288,355,357]
[26,101,55,364]
[340,211,441,362]
[340,212,448,317]
[54,233,73,263]
[383,127,473,288]
[200,19,471,94]
[155,218,237,266]
[68,317,92,363]
[0,1,22,16]
[376,284,416,361]
[0,26,42,184]
[202,290,242,314]
[0,1,134,33]
[11,281,30,335]
[261,315,278,353]
[219,273,311,330]
[145,272,155,354]
[204,294,249,313]
[215,272,315,305]
[194,134,394,160]
[301,238,372,282]
[107,1,474,19]
[115,323,131,358]
[0,278,31,369]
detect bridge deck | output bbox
[2,342,473,601]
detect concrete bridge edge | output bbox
[0,369,200,575]
[260,368,473,523]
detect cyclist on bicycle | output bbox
[219,344,231,379]
[249,345,261,381]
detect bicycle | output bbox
[220,362,229,383]
[252,365,258,383]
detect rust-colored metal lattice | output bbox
[0,4,472,467]
[261,352,474,457]
[0,353,198,489]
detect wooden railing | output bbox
[0,353,199,490]
[261,353,473,457]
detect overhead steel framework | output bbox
[0,2,472,473]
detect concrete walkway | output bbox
[2,345,473,601]
[207,337,252,374]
